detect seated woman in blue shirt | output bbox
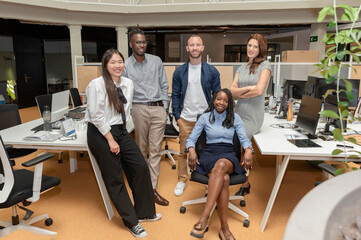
[186,88,253,240]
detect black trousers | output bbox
[87,123,156,228]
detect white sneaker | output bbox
[127,223,148,238]
[174,181,186,196]
[139,213,162,222]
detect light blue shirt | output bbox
[123,53,168,109]
[186,110,252,151]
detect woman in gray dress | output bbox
[229,33,271,196]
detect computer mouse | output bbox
[52,121,62,129]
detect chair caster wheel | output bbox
[45,218,53,226]
[180,206,186,213]
[240,200,246,207]
[243,219,250,228]
[58,159,63,164]
[172,165,176,170]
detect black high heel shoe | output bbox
[235,183,251,196]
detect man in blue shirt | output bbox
[124,28,169,206]
[172,34,220,196]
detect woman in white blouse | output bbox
[85,49,161,238]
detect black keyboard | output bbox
[69,106,86,113]
[31,120,63,132]
[66,111,85,120]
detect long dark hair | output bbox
[205,88,234,129]
[248,33,267,74]
[101,48,124,114]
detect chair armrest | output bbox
[318,162,336,176]
[22,152,54,167]
[5,144,13,150]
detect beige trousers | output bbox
[177,117,197,183]
[131,104,167,189]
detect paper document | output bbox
[284,134,308,140]
[24,131,62,142]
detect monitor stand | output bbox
[319,122,333,136]
[307,133,318,139]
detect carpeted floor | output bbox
[0,107,324,240]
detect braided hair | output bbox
[128,27,145,42]
[204,88,235,129]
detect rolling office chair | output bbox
[0,136,61,237]
[35,94,53,118]
[161,95,179,169]
[0,104,37,160]
[69,88,83,108]
[180,130,250,227]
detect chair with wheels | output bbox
[69,88,83,108]
[179,130,250,228]
[161,95,179,170]
[0,104,37,160]
[0,135,61,237]
[35,94,53,118]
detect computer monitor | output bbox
[320,94,348,135]
[305,76,360,107]
[304,76,318,98]
[295,95,323,139]
[284,79,306,99]
[51,90,70,121]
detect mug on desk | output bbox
[75,120,86,131]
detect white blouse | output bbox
[84,76,134,135]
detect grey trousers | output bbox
[131,104,167,189]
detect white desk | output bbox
[0,117,134,221]
[253,113,361,232]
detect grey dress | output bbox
[235,61,271,139]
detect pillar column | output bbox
[68,25,82,88]
[309,23,327,77]
[116,26,129,59]
[310,23,327,61]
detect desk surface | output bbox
[0,117,134,150]
[254,113,361,157]
[0,114,134,221]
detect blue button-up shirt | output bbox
[186,110,252,151]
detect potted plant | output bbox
[317,1,361,175]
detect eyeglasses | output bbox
[133,41,148,46]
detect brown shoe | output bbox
[190,222,208,238]
[219,229,236,240]
[153,190,169,206]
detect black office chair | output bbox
[0,135,61,237]
[35,94,52,118]
[180,131,250,227]
[161,95,179,169]
[69,88,83,108]
[0,104,37,159]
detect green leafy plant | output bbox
[317,1,361,175]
